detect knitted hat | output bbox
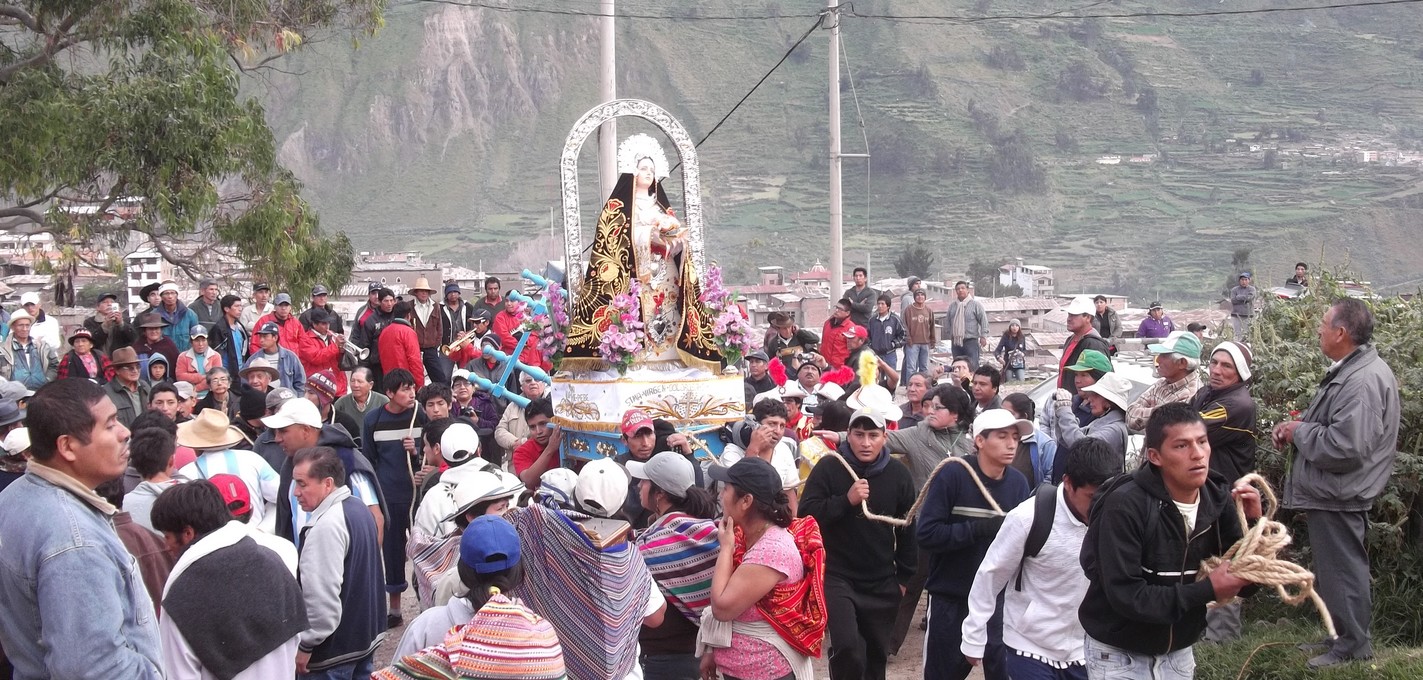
[449,593,566,679]
[1212,341,1253,382]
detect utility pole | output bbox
[827,0,843,302]
[598,0,617,200]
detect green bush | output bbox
[1239,270,1423,645]
[1196,620,1423,679]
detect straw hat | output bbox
[176,409,245,451]
[409,277,435,293]
[239,357,279,381]
[1081,373,1133,413]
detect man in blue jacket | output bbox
[156,280,200,352]
[362,368,426,628]
[917,409,1032,680]
[0,379,163,678]
[292,446,386,678]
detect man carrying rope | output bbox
[1079,403,1262,680]
[917,409,1033,680]
[798,407,917,680]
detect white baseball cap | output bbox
[575,458,629,518]
[260,397,323,429]
[440,422,481,465]
[1063,296,1095,316]
[18,292,39,306]
[972,408,1034,439]
[625,452,697,498]
[2,427,30,456]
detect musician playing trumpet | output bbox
[298,308,349,394]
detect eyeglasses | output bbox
[117,365,139,371]
[922,402,947,412]
[209,376,231,383]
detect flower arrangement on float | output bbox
[596,280,646,375]
[700,264,760,367]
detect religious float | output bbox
[477,100,758,462]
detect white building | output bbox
[999,260,1056,297]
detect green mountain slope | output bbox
[256,0,1423,302]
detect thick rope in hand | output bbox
[1196,473,1337,639]
[821,452,1003,527]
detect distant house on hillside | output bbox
[999,260,1055,297]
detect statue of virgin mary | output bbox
[563,134,721,371]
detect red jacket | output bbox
[298,329,348,394]
[821,319,854,369]
[491,310,544,372]
[249,312,304,356]
[377,320,423,386]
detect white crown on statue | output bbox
[617,133,670,180]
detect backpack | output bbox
[1015,482,1059,591]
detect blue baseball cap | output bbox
[460,515,522,574]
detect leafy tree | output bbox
[893,239,936,279]
[1054,129,1080,153]
[1057,61,1107,102]
[985,45,1025,71]
[0,0,381,297]
[1247,68,1265,86]
[1136,85,1159,115]
[1262,149,1280,170]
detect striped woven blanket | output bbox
[509,504,653,680]
[636,512,719,624]
[408,528,460,610]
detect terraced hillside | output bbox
[258,0,1423,302]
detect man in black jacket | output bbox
[299,285,346,334]
[800,408,916,680]
[1079,403,1261,680]
[765,312,820,364]
[1192,340,1257,643]
[846,267,878,327]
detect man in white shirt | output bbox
[174,409,280,530]
[961,438,1121,679]
[718,397,801,515]
[151,479,306,680]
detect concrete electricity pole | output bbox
[827,0,843,302]
[598,0,617,200]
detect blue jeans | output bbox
[904,344,930,377]
[1084,635,1194,680]
[300,654,374,680]
[877,350,898,378]
[1004,366,1026,382]
[1007,651,1087,680]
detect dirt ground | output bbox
[374,588,982,679]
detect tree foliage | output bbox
[894,238,935,279]
[0,0,384,297]
[987,130,1048,195]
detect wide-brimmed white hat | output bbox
[177,409,245,451]
[443,470,525,523]
[846,384,899,422]
[1081,373,1133,412]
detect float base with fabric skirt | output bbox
[551,365,743,461]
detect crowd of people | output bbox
[0,262,1401,680]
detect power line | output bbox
[399,0,1423,22]
[670,13,827,169]
[847,0,1423,24]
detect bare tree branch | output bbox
[0,207,45,224]
[0,36,78,84]
[0,5,39,32]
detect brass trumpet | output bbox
[342,339,369,361]
[440,328,480,357]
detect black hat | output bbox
[253,282,272,292]
[239,388,268,421]
[307,308,329,325]
[471,308,493,323]
[707,457,782,504]
[139,282,161,300]
[95,291,118,305]
[367,282,383,293]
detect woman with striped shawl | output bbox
[509,458,667,680]
[630,452,721,679]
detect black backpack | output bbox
[1015,482,1059,591]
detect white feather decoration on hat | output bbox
[617,133,670,180]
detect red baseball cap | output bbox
[620,409,655,437]
[209,474,251,517]
[843,325,868,339]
